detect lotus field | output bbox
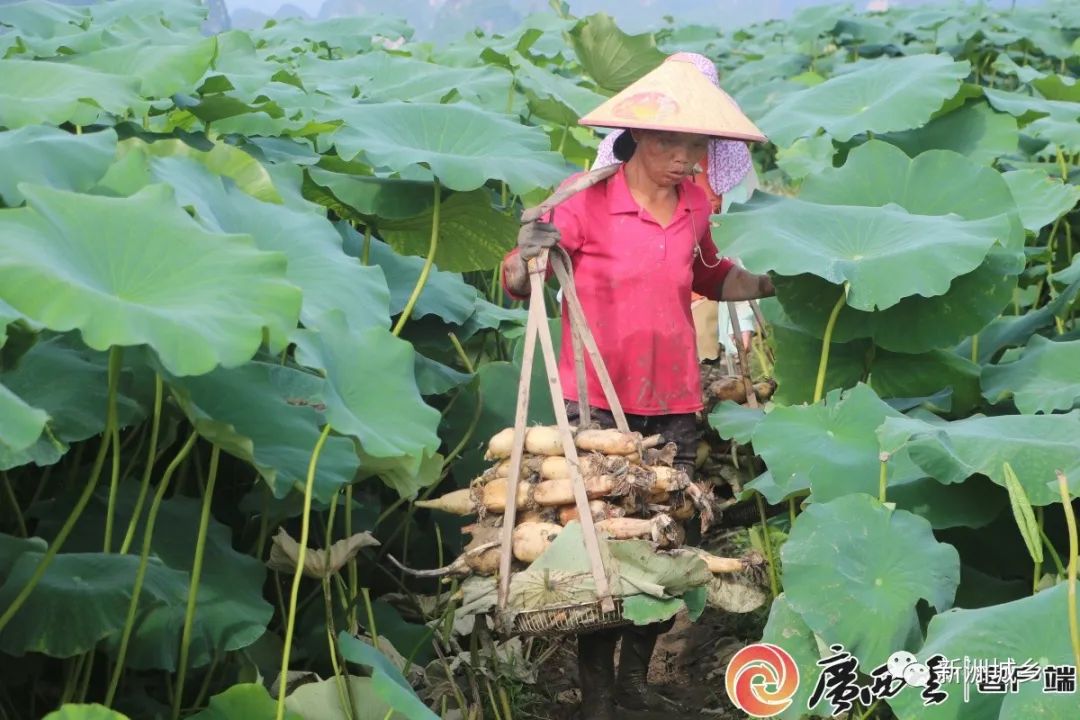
[1,0,1079,718]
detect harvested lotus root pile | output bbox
[410,425,754,580]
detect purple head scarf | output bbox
[592,52,753,196]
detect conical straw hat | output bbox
[579,56,767,143]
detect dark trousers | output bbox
[566,401,697,711]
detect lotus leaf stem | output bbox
[191,651,220,711]
[1057,148,1069,183]
[276,422,332,720]
[321,490,356,719]
[788,498,796,526]
[755,492,780,598]
[1034,506,1045,593]
[1040,520,1066,577]
[361,224,372,267]
[345,484,358,631]
[448,332,475,374]
[106,431,198,706]
[75,650,95,702]
[0,345,121,634]
[1,473,26,537]
[120,374,163,554]
[1057,470,1080,669]
[391,179,441,337]
[814,289,847,403]
[172,443,221,720]
[879,454,889,504]
[103,347,125,553]
[361,586,379,646]
[970,334,979,364]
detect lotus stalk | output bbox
[103,347,125,553]
[277,422,333,720]
[391,179,441,337]
[171,444,221,720]
[878,452,889,504]
[755,492,780,598]
[1057,470,1080,670]
[813,285,847,404]
[0,345,122,634]
[106,431,199,706]
[120,373,163,554]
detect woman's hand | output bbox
[503,222,561,297]
[719,267,774,300]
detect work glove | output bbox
[517,220,560,261]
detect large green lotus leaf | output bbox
[782,494,960,668]
[1032,74,1080,103]
[0,548,188,659]
[732,78,808,125]
[166,361,360,503]
[306,167,434,221]
[197,30,284,100]
[296,52,513,112]
[569,12,665,93]
[337,223,478,326]
[110,146,390,334]
[879,411,1080,505]
[717,194,1009,312]
[890,474,1007,530]
[0,58,148,129]
[0,1,89,38]
[292,312,441,489]
[1002,169,1080,233]
[983,87,1080,123]
[877,101,1019,166]
[86,0,206,31]
[787,2,848,42]
[770,255,1018,355]
[510,52,608,126]
[378,190,518,273]
[321,102,570,196]
[760,298,980,414]
[981,336,1080,414]
[28,487,273,669]
[250,14,411,55]
[120,137,283,204]
[956,273,1080,363]
[723,53,811,95]
[57,36,216,98]
[191,683,303,720]
[758,594,827,720]
[0,184,300,376]
[42,705,131,720]
[1027,116,1080,153]
[0,334,149,470]
[751,384,925,503]
[776,133,837,181]
[414,354,472,396]
[706,401,764,445]
[887,583,1076,720]
[285,676,399,720]
[0,382,47,459]
[338,633,438,719]
[0,127,117,207]
[758,54,970,146]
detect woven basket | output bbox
[503,596,631,637]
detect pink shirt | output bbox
[502,165,734,416]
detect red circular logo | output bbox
[725,643,800,717]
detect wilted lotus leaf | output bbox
[267,528,380,579]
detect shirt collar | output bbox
[606,163,693,219]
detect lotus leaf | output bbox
[1002,169,1080,233]
[0,127,117,207]
[782,494,960,668]
[191,683,303,720]
[0,58,148,129]
[0,183,301,376]
[758,54,970,146]
[42,706,131,720]
[285,676,399,720]
[879,411,1080,505]
[165,361,361,502]
[706,401,765,445]
[57,36,217,98]
[775,133,836,181]
[322,102,570,195]
[0,2,89,39]
[511,51,608,126]
[981,335,1080,414]
[887,582,1076,720]
[338,633,438,719]
[569,12,665,93]
[983,87,1080,123]
[0,383,48,459]
[306,166,434,221]
[291,311,441,491]
[759,594,827,720]
[877,101,1019,165]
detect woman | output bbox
[501,54,774,718]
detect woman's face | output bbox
[630,130,710,187]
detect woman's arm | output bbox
[719,265,774,300]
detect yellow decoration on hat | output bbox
[579,56,767,143]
